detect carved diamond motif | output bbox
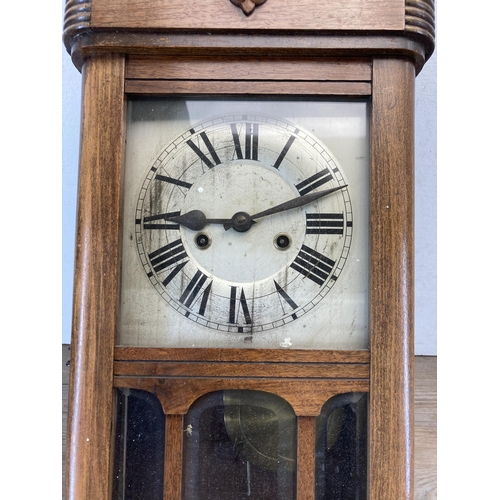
[230,0,268,16]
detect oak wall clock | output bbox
[63,1,435,499]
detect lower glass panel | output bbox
[110,388,367,499]
[183,390,297,500]
[315,393,368,500]
[112,388,166,500]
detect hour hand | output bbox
[165,210,231,231]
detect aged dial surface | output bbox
[119,98,369,349]
[135,115,353,334]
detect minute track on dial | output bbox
[132,112,358,335]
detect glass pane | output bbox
[112,388,165,500]
[315,393,368,500]
[119,97,370,350]
[183,390,296,499]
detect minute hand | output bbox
[250,185,348,221]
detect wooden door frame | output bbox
[66,54,415,500]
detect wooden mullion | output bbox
[164,414,184,500]
[297,416,316,500]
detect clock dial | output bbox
[120,98,369,349]
[135,115,353,334]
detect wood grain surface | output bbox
[124,80,371,96]
[115,347,370,363]
[64,54,126,500]
[165,415,184,500]
[124,55,372,95]
[369,57,416,500]
[297,416,316,500]
[62,49,433,500]
[62,345,436,499]
[90,0,404,31]
[125,57,372,82]
[413,356,437,499]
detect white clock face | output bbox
[136,114,352,334]
[120,99,369,349]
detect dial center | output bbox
[181,162,306,283]
[230,211,253,232]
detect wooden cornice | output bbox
[405,0,435,60]
[63,0,435,72]
[63,0,91,55]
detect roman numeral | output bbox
[274,280,299,320]
[273,131,298,169]
[295,168,333,196]
[231,123,243,159]
[197,281,212,317]
[245,123,259,161]
[290,244,336,286]
[229,286,252,326]
[148,239,188,274]
[231,122,259,161]
[142,211,181,231]
[155,175,193,189]
[187,131,221,169]
[306,213,345,235]
[179,270,212,313]
[161,261,187,287]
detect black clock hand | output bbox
[165,185,347,232]
[164,210,232,231]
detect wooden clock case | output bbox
[63,1,435,499]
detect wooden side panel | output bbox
[369,58,415,500]
[91,0,405,31]
[65,54,126,500]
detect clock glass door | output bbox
[182,390,297,500]
[119,97,370,351]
